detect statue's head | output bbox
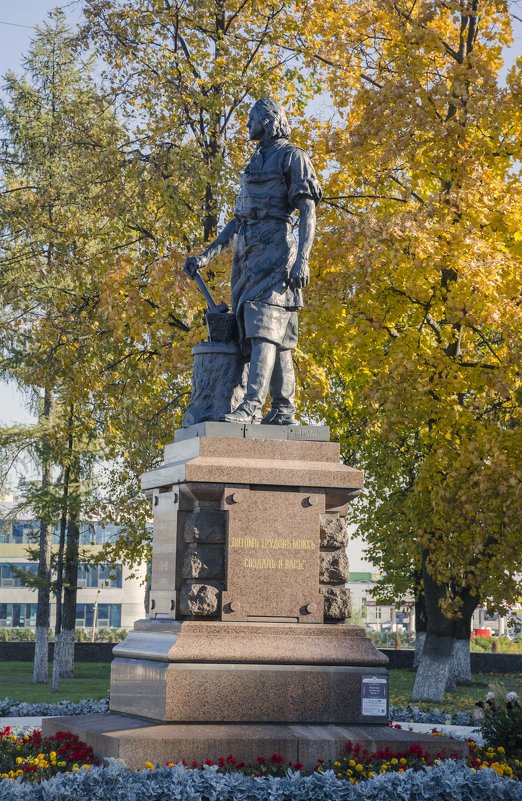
[248,98,290,141]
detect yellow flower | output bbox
[336,772,342,778]
[355,764,364,772]
[348,759,356,767]
[144,761,155,769]
[72,765,80,771]
[368,771,375,778]
[15,757,22,764]
[49,751,56,759]
[400,758,407,765]
[497,747,505,754]
[57,761,66,768]
[333,761,341,767]
[390,758,398,765]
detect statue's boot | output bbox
[223,339,276,423]
[261,347,297,425]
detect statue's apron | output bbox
[231,151,301,352]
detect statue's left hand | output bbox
[288,256,310,289]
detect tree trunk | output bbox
[412,550,456,701]
[33,388,53,683]
[413,581,427,670]
[449,591,478,686]
[60,511,80,677]
[51,409,72,692]
[51,632,62,692]
[51,506,67,693]
[413,632,426,671]
[412,631,456,702]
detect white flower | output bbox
[486,692,495,701]
[506,691,518,703]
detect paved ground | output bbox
[1,716,483,744]
[393,721,483,744]
[1,716,43,731]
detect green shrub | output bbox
[0,628,127,643]
[471,636,493,652]
[479,683,522,757]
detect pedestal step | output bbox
[42,714,467,771]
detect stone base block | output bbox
[109,660,389,724]
[115,620,388,666]
[42,714,467,771]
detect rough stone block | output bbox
[181,510,226,543]
[320,551,349,584]
[320,516,348,548]
[322,587,352,620]
[182,545,224,579]
[179,583,220,616]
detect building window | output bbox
[75,603,121,628]
[0,563,39,587]
[52,522,119,545]
[0,603,37,627]
[77,564,122,589]
[79,523,119,546]
[0,520,40,544]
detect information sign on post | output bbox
[361,675,388,717]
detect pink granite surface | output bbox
[42,714,467,771]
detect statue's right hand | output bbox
[184,256,201,277]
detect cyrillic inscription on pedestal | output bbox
[222,488,323,623]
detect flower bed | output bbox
[0,699,108,717]
[0,760,521,801]
[0,727,98,782]
[1,725,521,792]
[389,704,474,725]
[1,697,471,722]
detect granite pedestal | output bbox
[43,425,464,764]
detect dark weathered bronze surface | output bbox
[184,99,321,426]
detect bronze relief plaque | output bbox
[221,487,323,623]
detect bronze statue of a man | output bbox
[185,98,321,424]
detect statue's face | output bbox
[247,106,265,141]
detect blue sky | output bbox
[0,1,520,426]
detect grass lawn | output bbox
[0,662,110,704]
[389,668,522,711]
[0,663,520,711]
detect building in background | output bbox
[346,530,514,637]
[0,501,147,631]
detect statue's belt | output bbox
[237,210,292,223]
